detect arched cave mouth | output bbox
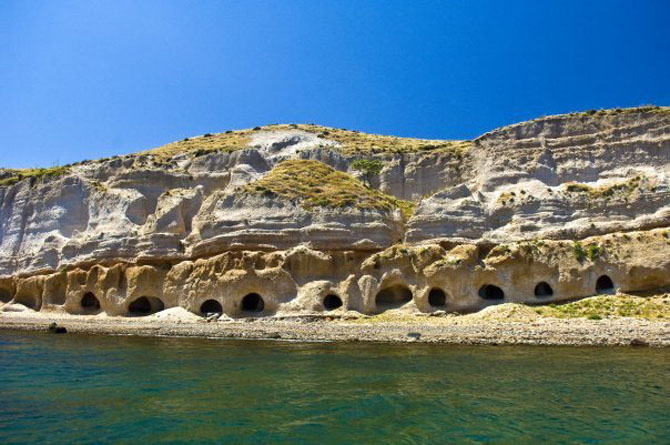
[80,292,101,313]
[375,285,413,310]
[0,288,12,304]
[323,294,343,310]
[534,282,554,298]
[596,275,615,294]
[478,284,505,301]
[16,295,38,310]
[200,299,223,315]
[428,288,447,307]
[241,293,265,313]
[128,296,165,316]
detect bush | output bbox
[587,314,602,320]
[573,241,587,262]
[587,244,602,261]
[351,159,384,176]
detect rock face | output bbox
[1,107,670,317]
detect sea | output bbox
[0,331,668,443]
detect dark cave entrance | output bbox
[81,292,100,312]
[375,285,413,309]
[128,296,165,316]
[478,285,505,300]
[323,294,343,310]
[534,282,554,298]
[200,299,223,315]
[428,288,447,307]
[241,293,265,313]
[596,275,615,294]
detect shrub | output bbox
[573,241,587,262]
[587,314,602,320]
[351,159,385,185]
[587,244,602,261]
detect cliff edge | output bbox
[1,106,670,318]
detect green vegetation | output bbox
[0,166,70,188]
[535,294,670,320]
[351,159,385,185]
[244,159,415,219]
[573,241,587,262]
[564,176,649,200]
[587,244,602,260]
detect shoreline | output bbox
[1,310,669,347]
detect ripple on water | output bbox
[0,332,668,443]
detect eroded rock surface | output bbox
[1,107,669,317]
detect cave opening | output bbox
[534,282,554,298]
[0,288,12,303]
[323,294,343,310]
[16,295,38,310]
[200,299,223,315]
[81,292,100,312]
[428,288,447,307]
[241,293,264,313]
[128,296,164,316]
[375,285,413,309]
[596,275,615,294]
[478,284,505,300]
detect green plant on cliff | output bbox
[244,159,415,219]
[564,176,648,200]
[0,166,70,187]
[573,241,587,262]
[587,244,602,261]
[351,159,385,185]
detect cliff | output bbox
[1,106,670,317]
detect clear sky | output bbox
[1,0,668,168]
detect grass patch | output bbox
[0,166,70,187]
[145,124,472,158]
[243,159,415,218]
[564,176,650,200]
[534,294,670,320]
[146,130,253,159]
[283,124,472,155]
[351,159,385,185]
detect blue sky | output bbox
[1,0,668,168]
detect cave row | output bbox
[1,274,616,317]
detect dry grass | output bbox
[564,175,651,200]
[0,166,70,188]
[576,105,670,117]
[146,124,471,158]
[145,130,253,158]
[243,159,415,218]
[266,124,471,155]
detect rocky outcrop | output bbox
[1,107,669,317]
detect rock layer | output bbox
[1,107,670,317]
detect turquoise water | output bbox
[0,331,668,444]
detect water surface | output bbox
[0,331,668,443]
